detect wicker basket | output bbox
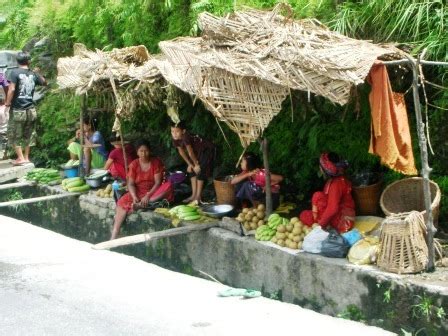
[380,177,441,227]
[352,180,383,216]
[377,211,428,274]
[213,176,236,205]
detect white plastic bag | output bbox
[302,226,329,254]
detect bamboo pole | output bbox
[259,138,273,215]
[0,192,81,208]
[406,54,436,272]
[0,181,35,191]
[92,223,219,250]
[79,95,86,178]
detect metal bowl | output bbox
[85,178,102,188]
[201,204,234,218]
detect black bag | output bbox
[320,229,350,258]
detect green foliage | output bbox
[337,304,366,322]
[33,92,80,167]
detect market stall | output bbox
[55,4,445,272]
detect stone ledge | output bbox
[1,184,447,333]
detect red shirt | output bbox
[318,176,355,226]
[173,132,214,157]
[127,157,165,194]
[108,144,137,167]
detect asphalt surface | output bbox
[0,215,395,336]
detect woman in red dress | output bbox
[299,152,355,233]
[110,140,173,240]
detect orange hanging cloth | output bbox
[367,62,417,175]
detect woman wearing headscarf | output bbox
[299,152,355,233]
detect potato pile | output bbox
[95,184,114,198]
[271,217,316,250]
[236,204,266,231]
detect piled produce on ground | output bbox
[25,168,61,185]
[255,213,286,241]
[271,217,317,250]
[235,204,266,231]
[63,159,79,168]
[155,204,216,227]
[61,177,90,192]
[95,184,113,198]
[168,205,201,221]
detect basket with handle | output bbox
[377,211,428,274]
[380,177,441,227]
[213,176,236,205]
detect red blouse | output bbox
[127,157,164,194]
[318,176,355,226]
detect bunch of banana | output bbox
[267,213,288,230]
[168,205,201,221]
[255,225,276,241]
[275,202,295,214]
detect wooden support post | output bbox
[117,118,128,182]
[79,95,86,178]
[0,192,81,208]
[406,54,436,272]
[260,138,273,215]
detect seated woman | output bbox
[67,116,108,176]
[111,139,174,240]
[299,152,355,233]
[231,152,283,209]
[103,135,136,181]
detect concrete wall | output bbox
[0,185,447,334]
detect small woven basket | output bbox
[377,211,428,274]
[380,177,441,227]
[213,176,236,205]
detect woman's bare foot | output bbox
[182,196,194,204]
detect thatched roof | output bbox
[57,4,404,147]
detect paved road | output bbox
[0,215,395,336]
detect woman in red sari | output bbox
[110,140,173,240]
[299,152,355,233]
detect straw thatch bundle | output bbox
[156,5,402,145]
[57,4,404,146]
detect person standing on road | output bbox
[5,52,46,165]
[0,72,9,159]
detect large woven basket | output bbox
[213,176,236,205]
[380,177,441,227]
[377,211,428,274]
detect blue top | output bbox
[89,131,108,160]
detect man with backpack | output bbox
[5,52,46,165]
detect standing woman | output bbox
[299,152,355,233]
[111,140,173,240]
[67,116,107,176]
[170,121,215,204]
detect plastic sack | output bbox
[302,226,329,254]
[348,236,380,265]
[342,228,363,247]
[320,229,350,258]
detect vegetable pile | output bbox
[25,168,61,185]
[271,218,317,250]
[169,205,201,221]
[235,204,266,231]
[95,184,114,198]
[61,177,90,192]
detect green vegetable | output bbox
[66,180,85,189]
[182,214,201,221]
[68,184,90,192]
